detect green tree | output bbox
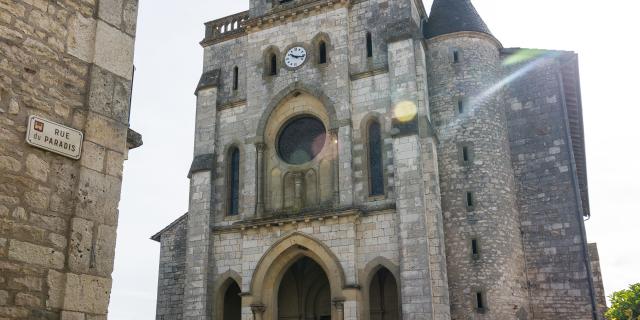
[605,283,640,320]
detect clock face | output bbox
[284,46,307,68]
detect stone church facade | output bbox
[152,0,606,320]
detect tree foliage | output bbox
[605,283,640,320]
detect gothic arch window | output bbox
[222,280,241,320]
[368,120,384,196]
[366,32,373,58]
[264,47,280,77]
[227,147,240,216]
[369,268,399,320]
[232,66,239,90]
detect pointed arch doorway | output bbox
[277,257,331,320]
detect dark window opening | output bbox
[277,116,326,165]
[466,192,474,208]
[458,99,464,114]
[471,239,480,260]
[319,41,327,64]
[476,292,485,310]
[228,148,240,216]
[270,54,278,76]
[366,32,373,58]
[232,66,239,90]
[453,50,460,63]
[368,121,384,196]
[462,146,470,162]
[223,282,241,320]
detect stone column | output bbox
[293,172,304,210]
[337,124,354,207]
[330,128,340,207]
[333,300,345,320]
[255,142,266,217]
[183,71,220,320]
[251,304,266,320]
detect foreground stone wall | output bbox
[0,0,138,318]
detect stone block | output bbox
[63,273,111,314]
[87,66,131,124]
[105,150,124,178]
[0,156,21,172]
[122,0,138,36]
[68,218,93,273]
[80,140,106,173]
[26,153,50,182]
[84,112,128,153]
[95,224,116,276]
[67,12,97,63]
[61,311,86,320]
[75,168,121,226]
[0,290,7,306]
[46,270,65,309]
[0,306,29,318]
[98,0,124,27]
[93,21,134,80]
[14,292,40,307]
[24,190,49,210]
[8,240,64,269]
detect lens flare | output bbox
[502,48,548,66]
[393,101,417,123]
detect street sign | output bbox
[25,115,83,160]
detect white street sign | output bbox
[25,115,83,160]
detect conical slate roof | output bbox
[425,0,493,39]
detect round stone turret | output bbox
[426,1,530,318]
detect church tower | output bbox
[425,0,530,318]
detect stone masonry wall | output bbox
[156,217,188,320]
[505,54,594,319]
[0,0,138,319]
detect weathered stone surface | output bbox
[66,12,96,63]
[83,112,128,153]
[95,225,116,276]
[0,290,8,306]
[68,218,93,273]
[8,240,64,269]
[63,273,111,314]
[75,169,121,226]
[80,141,105,173]
[93,21,134,80]
[26,153,49,182]
[105,150,124,178]
[0,156,21,172]
[97,0,124,27]
[24,190,49,210]
[14,292,40,307]
[61,311,86,320]
[46,269,65,309]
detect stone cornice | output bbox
[244,0,349,33]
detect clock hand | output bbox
[290,54,306,59]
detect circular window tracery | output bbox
[277,116,326,165]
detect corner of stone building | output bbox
[0,0,140,318]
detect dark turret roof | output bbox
[425,0,493,39]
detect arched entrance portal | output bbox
[277,257,331,320]
[369,268,399,320]
[223,281,242,320]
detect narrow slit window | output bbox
[471,239,480,259]
[462,146,470,162]
[458,99,464,114]
[319,41,327,64]
[453,50,460,63]
[476,292,485,310]
[228,148,240,216]
[366,32,373,58]
[270,54,278,76]
[232,66,239,90]
[466,192,474,208]
[368,121,384,196]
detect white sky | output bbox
[109,0,640,318]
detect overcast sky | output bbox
[109,0,640,318]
